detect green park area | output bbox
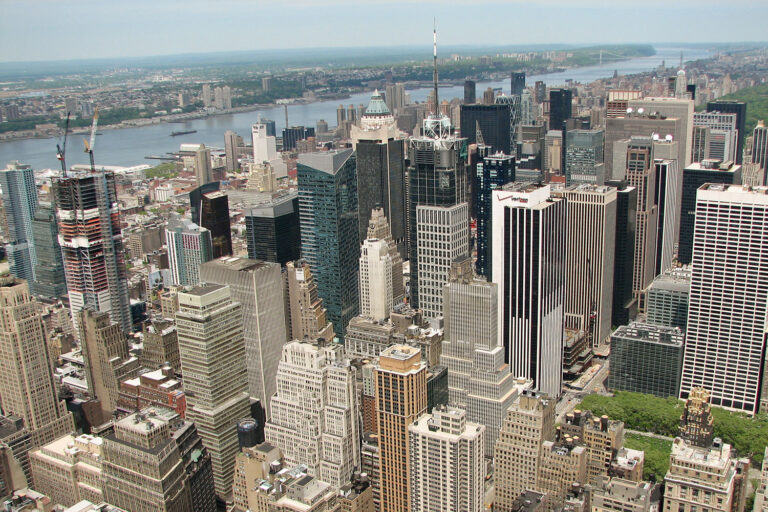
[698,84,768,130]
[145,162,178,179]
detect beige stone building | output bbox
[753,448,768,512]
[591,476,660,512]
[560,410,625,483]
[140,320,181,374]
[375,345,427,512]
[29,434,104,507]
[536,440,587,509]
[284,260,334,342]
[493,390,555,512]
[232,442,282,511]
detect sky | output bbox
[1,0,767,63]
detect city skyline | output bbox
[0,1,766,63]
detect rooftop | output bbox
[298,148,354,174]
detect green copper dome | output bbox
[364,90,391,116]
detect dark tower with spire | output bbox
[433,21,439,115]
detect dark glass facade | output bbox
[245,194,301,266]
[464,80,476,105]
[607,180,637,327]
[189,182,220,226]
[298,150,359,339]
[30,203,67,298]
[474,147,514,278]
[706,100,746,163]
[549,88,573,131]
[200,191,232,259]
[407,137,468,309]
[459,104,512,155]
[511,72,525,96]
[282,126,315,151]
[678,164,741,264]
[355,139,406,257]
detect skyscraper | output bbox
[366,207,405,305]
[165,217,213,286]
[493,390,555,511]
[492,183,566,398]
[223,130,241,172]
[565,129,605,185]
[199,257,287,413]
[511,72,526,96]
[53,171,131,334]
[350,91,406,255]
[375,345,427,512]
[707,100,746,163]
[284,260,335,342]
[549,88,572,131]
[459,104,512,154]
[244,192,301,266]
[265,340,360,488]
[200,191,232,259]
[30,203,66,299]
[692,112,739,163]
[297,149,359,338]
[408,117,468,308]
[652,151,681,276]
[558,185,616,346]
[0,277,73,448]
[416,203,470,320]
[194,145,213,187]
[176,285,251,498]
[678,160,742,264]
[464,80,476,105]
[753,121,768,173]
[474,148,514,278]
[606,180,637,327]
[408,406,484,512]
[359,238,393,322]
[680,184,768,414]
[0,162,38,286]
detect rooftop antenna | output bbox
[284,104,289,131]
[55,112,71,176]
[679,51,683,69]
[433,19,438,115]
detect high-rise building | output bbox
[707,100,747,163]
[282,126,314,151]
[30,203,66,298]
[440,269,532,457]
[165,217,213,287]
[408,117,468,308]
[608,322,684,398]
[565,129,605,185]
[692,112,739,163]
[558,185,616,346]
[464,80,476,105]
[416,202,470,320]
[605,113,684,181]
[252,122,277,164]
[265,340,360,488]
[678,387,715,448]
[199,257,288,413]
[627,97,694,173]
[460,104,512,154]
[366,207,405,305]
[544,130,563,174]
[549,88,572,131]
[536,439,588,508]
[52,171,132,334]
[224,130,241,172]
[606,180,637,327]
[678,160,742,264]
[492,183,566,398]
[511,72,525,96]
[140,320,181,375]
[297,149,359,338]
[0,162,38,284]
[101,408,193,512]
[244,192,301,266]
[350,91,407,255]
[663,437,749,512]
[408,406,484,512]
[651,149,681,276]
[0,277,73,448]
[194,145,213,187]
[493,390,555,512]
[175,285,251,498]
[200,191,232,259]
[284,259,335,342]
[78,309,140,424]
[646,268,690,330]
[753,120,768,173]
[559,410,626,484]
[473,148,514,278]
[680,184,768,414]
[359,238,393,322]
[375,345,427,512]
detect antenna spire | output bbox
[433,19,438,116]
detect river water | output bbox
[0,46,711,170]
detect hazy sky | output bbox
[1,0,766,63]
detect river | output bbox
[0,46,711,170]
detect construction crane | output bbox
[83,108,99,171]
[55,112,71,175]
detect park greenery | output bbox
[145,162,178,179]
[623,433,671,483]
[578,391,768,464]
[714,84,768,131]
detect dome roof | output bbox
[363,90,391,117]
